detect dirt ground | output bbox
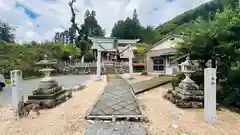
[0,74,240,135]
[0,75,107,135]
[137,84,240,135]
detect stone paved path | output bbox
[84,122,146,135]
[85,74,145,121]
[84,70,147,135]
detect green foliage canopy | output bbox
[111,9,159,44]
[0,40,81,78]
[174,6,240,107]
[0,21,15,42]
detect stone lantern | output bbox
[27,54,70,108]
[179,56,195,84]
[165,56,204,108]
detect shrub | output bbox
[171,72,185,89]
[191,71,204,89]
[84,51,94,62]
[0,42,82,79]
[220,66,240,107]
[4,79,11,84]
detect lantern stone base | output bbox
[164,87,204,108]
[27,80,71,109]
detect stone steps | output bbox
[105,64,115,74]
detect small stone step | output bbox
[84,122,147,135]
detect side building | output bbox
[144,34,185,75]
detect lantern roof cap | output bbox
[179,56,191,66]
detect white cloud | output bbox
[26,31,34,37]
[0,0,211,42]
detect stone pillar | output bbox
[165,57,169,66]
[204,68,217,125]
[10,70,22,118]
[81,55,84,63]
[180,64,184,72]
[107,53,110,62]
[96,44,101,81]
[165,57,169,74]
[128,45,134,79]
[69,55,72,65]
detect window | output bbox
[152,58,164,71]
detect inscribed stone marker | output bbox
[11,70,22,118]
[204,68,216,124]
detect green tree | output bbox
[111,20,125,38]
[140,26,160,44]
[68,0,104,61]
[154,0,239,42]
[0,21,15,42]
[176,7,240,72]
[68,25,76,44]
[75,39,89,59]
[111,9,159,43]
[175,7,240,106]
[81,10,104,37]
[0,40,82,78]
[54,32,60,42]
[111,9,142,39]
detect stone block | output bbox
[28,90,66,100]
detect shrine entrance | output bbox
[88,37,139,79]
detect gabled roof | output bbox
[170,54,189,64]
[88,37,116,43]
[144,34,187,53]
[89,36,116,39]
[118,46,135,58]
[88,37,140,44]
[96,42,137,54]
[118,39,140,44]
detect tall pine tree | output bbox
[111,9,141,39]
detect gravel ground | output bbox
[137,84,240,135]
[1,74,239,135]
[0,75,107,135]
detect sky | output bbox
[0,0,211,43]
